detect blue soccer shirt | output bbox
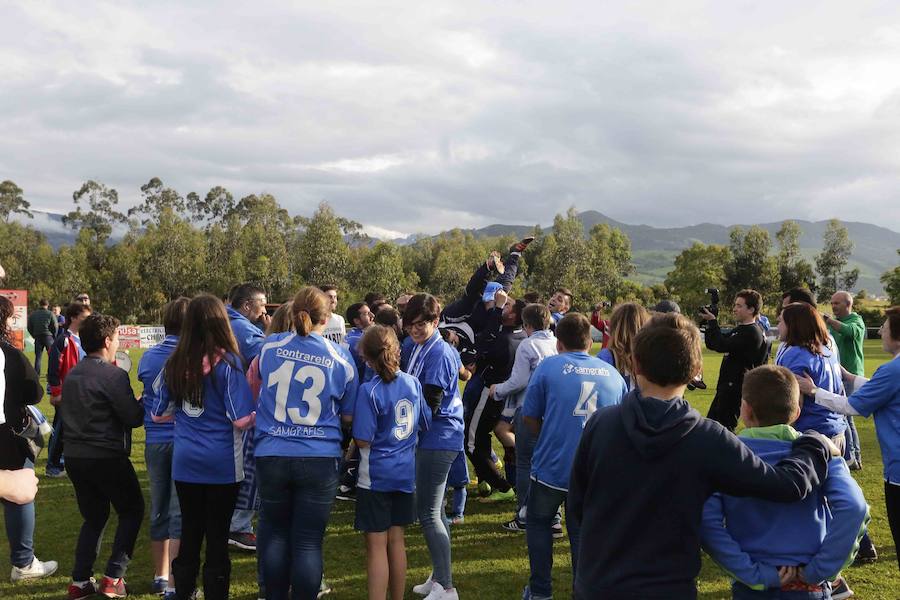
[777,344,846,437]
[848,355,900,484]
[353,371,430,492]
[137,335,178,445]
[152,353,254,484]
[254,332,358,458]
[405,330,464,452]
[523,351,627,490]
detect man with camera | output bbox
[699,289,769,431]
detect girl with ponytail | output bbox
[251,286,358,599]
[352,325,429,600]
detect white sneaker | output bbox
[424,585,459,600]
[413,573,434,595]
[11,557,58,581]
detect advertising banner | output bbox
[140,326,165,348]
[117,324,142,349]
[0,290,27,350]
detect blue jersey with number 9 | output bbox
[254,332,358,458]
[353,371,430,492]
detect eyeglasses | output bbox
[407,319,431,331]
[77,296,89,301]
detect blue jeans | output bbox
[3,500,35,568]
[514,407,537,518]
[526,481,579,599]
[145,442,181,541]
[843,416,861,465]
[732,581,831,599]
[449,487,467,519]
[257,456,339,600]
[416,449,457,589]
[2,459,35,568]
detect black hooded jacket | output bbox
[567,389,830,600]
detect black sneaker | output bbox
[227,531,257,551]
[509,236,535,254]
[692,377,707,390]
[335,485,356,501]
[502,517,526,533]
[831,576,854,600]
[854,542,877,565]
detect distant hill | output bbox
[412,210,900,295]
[15,209,900,295]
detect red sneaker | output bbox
[68,578,98,600]
[98,576,127,598]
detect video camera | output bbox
[698,287,720,318]
[697,288,719,332]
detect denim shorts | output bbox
[354,489,416,533]
[145,442,181,540]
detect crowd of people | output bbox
[0,241,898,600]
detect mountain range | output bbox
[15,209,900,295]
[408,210,900,296]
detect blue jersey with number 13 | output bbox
[254,332,358,458]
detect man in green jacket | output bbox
[26,299,57,376]
[825,290,878,564]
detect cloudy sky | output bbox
[3,1,900,238]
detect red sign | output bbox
[117,325,142,350]
[0,290,28,350]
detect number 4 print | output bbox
[572,381,598,417]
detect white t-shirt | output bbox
[323,314,347,347]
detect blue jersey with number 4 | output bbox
[254,332,358,458]
[523,351,627,490]
[353,371,430,492]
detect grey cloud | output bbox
[2,1,899,235]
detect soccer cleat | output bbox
[68,578,98,600]
[98,575,127,598]
[413,573,434,595]
[831,576,854,600]
[11,557,58,581]
[479,488,516,503]
[151,576,168,594]
[502,517,526,533]
[228,531,257,551]
[424,585,459,600]
[509,236,535,254]
[486,251,505,275]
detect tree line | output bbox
[0,178,898,324]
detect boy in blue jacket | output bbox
[701,364,868,599]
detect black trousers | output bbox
[886,481,900,572]
[173,481,240,600]
[66,456,144,581]
[707,387,741,432]
[46,411,64,469]
[464,379,510,492]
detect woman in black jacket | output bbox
[0,295,58,581]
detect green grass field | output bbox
[2,341,898,599]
